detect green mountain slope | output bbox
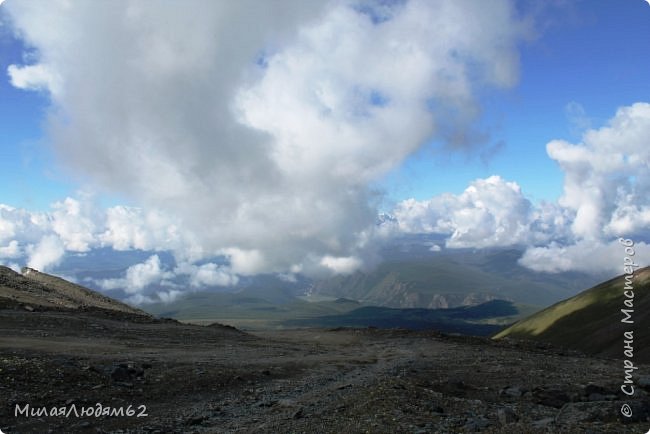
[493,267,650,362]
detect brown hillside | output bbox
[0,266,149,317]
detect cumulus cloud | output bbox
[26,234,65,271]
[519,239,650,275]
[50,196,99,252]
[320,255,363,275]
[7,63,62,94]
[99,254,174,294]
[5,0,530,276]
[0,194,244,295]
[98,205,199,259]
[175,262,239,288]
[0,240,21,259]
[516,102,650,273]
[547,102,650,241]
[390,103,650,275]
[393,176,539,248]
[98,256,238,303]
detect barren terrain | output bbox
[1,306,649,433]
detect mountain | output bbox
[493,267,650,362]
[0,266,149,317]
[311,248,603,309]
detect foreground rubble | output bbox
[1,309,648,433]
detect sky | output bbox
[1,0,649,303]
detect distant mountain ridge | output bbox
[493,267,650,362]
[311,249,602,309]
[0,266,149,317]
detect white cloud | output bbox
[7,63,62,95]
[519,239,650,275]
[99,254,173,294]
[0,240,21,259]
[393,176,536,248]
[124,293,155,305]
[514,102,650,273]
[175,262,239,288]
[320,255,363,275]
[99,205,192,256]
[50,197,99,252]
[0,204,49,245]
[547,102,650,241]
[156,289,183,304]
[27,234,65,271]
[389,102,650,275]
[5,0,530,277]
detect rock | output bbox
[463,416,490,432]
[588,393,605,401]
[276,399,296,408]
[534,388,571,408]
[448,378,467,389]
[584,383,616,397]
[555,401,620,424]
[110,366,132,382]
[497,407,518,425]
[129,366,145,379]
[531,417,554,428]
[501,386,523,398]
[23,305,34,312]
[292,408,304,419]
[187,415,206,426]
[637,375,650,390]
[110,362,144,382]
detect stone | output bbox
[588,393,605,401]
[187,415,206,426]
[502,386,523,398]
[637,375,650,389]
[497,406,518,425]
[531,417,554,428]
[534,388,571,408]
[555,401,619,424]
[463,416,490,431]
[110,366,131,382]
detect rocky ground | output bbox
[1,307,649,433]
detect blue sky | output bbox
[380,0,650,204]
[1,0,649,297]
